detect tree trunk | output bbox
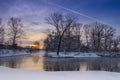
[56,25,70,56]
[12,35,16,48]
[57,36,62,56]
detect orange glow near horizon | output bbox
[19,44,45,49]
[18,32,47,49]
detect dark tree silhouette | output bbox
[0,18,5,46]
[46,12,78,56]
[103,26,115,51]
[8,17,24,48]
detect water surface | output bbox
[0,51,120,72]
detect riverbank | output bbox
[46,52,100,58]
[0,49,31,57]
[0,49,120,58]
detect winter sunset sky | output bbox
[0,0,120,45]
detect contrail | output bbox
[46,1,111,25]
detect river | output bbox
[0,50,120,72]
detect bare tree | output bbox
[103,26,115,51]
[89,22,116,52]
[83,24,90,46]
[0,18,5,46]
[72,23,83,52]
[89,22,104,52]
[44,29,59,51]
[8,17,24,48]
[116,36,120,51]
[46,12,78,56]
[112,36,120,52]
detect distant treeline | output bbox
[44,12,120,54]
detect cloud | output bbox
[7,0,51,18]
[30,22,40,25]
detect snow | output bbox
[0,49,30,57]
[47,52,100,58]
[0,49,100,58]
[0,66,120,80]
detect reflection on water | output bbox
[0,51,120,72]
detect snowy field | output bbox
[0,66,120,80]
[47,52,100,58]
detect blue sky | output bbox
[0,0,120,42]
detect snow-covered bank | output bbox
[0,66,120,80]
[47,52,100,58]
[0,50,30,57]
